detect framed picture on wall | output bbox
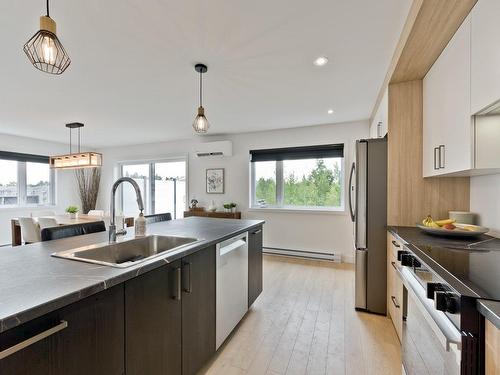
[206,168,224,194]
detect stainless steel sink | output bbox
[51,235,201,268]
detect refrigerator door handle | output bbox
[348,162,356,222]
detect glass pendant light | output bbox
[23,0,71,75]
[192,63,210,133]
[50,123,102,169]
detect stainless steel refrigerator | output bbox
[348,138,387,315]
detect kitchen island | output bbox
[0,217,264,375]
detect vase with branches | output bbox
[75,168,101,215]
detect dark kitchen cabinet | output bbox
[181,246,216,375]
[248,226,263,307]
[125,260,182,375]
[0,285,124,375]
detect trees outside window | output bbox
[252,157,343,210]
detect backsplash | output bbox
[470,174,500,237]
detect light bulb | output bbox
[193,106,210,133]
[193,115,209,133]
[41,35,57,64]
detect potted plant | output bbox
[223,203,232,213]
[230,203,237,213]
[66,205,79,219]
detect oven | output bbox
[399,265,462,374]
[394,245,483,375]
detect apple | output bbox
[443,223,456,230]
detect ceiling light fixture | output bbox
[313,56,329,66]
[328,109,334,114]
[50,123,102,169]
[192,63,210,134]
[23,0,71,75]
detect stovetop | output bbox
[388,226,500,301]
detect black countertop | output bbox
[477,300,500,329]
[0,217,264,334]
[388,226,500,325]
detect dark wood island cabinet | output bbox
[0,286,125,375]
[0,221,263,375]
[125,260,183,375]
[248,225,263,308]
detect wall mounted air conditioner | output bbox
[195,140,233,157]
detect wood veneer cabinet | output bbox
[387,232,403,341]
[485,320,500,375]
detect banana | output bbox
[435,218,456,226]
[422,215,440,228]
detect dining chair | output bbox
[18,217,41,244]
[144,213,172,224]
[32,210,56,217]
[41,221,106,242]
[88,210,105,216]
[37,217,59,231]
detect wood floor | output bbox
[201,255,401,375]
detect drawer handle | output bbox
[0,320,68,360]
[391,296,400,309]
[173,267,182,301]
[391,240,400,248]
[182,262,192,294]
[252,229,262,235]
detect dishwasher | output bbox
[216,232,248,349]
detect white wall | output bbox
[97,121,369,262]
[0,134,79,245]
[470,174,500,237]
[369,88,388,139]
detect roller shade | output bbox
[250,144,344,162]
[0,151,49,164]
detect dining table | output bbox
[11,214,135,246]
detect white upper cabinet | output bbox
[423,6,500,178]
[369,88,388,139]
[423,16,472,177]
[471,0,500,114]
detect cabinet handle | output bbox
[434,147,440,170]
[252,229,262,235]
[391,240,400,248]
[173,267,182,301]
[182,262,192,293]
[0,320,68,360]
[391,296,400,309]
[439,145,445,168]
[391,261,397,270]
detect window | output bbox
[0,151,54,207]
[250,144,344,210]
[121,158,187,218]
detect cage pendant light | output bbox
[50,123,102,169]
[23,0,71,75]
[192,63,210,133]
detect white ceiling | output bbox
[0,0,411,148]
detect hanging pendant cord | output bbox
[46,0,50,17]
[78,127,81,153]
[69,128,72,154]
[199,71,203,107]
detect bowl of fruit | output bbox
[417,215,489,237]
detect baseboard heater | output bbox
[263,247,341,262]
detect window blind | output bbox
[250,144,344,162]
[0,151,49,164]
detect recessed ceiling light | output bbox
[327,109,334,114]
[313,56,329,66]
